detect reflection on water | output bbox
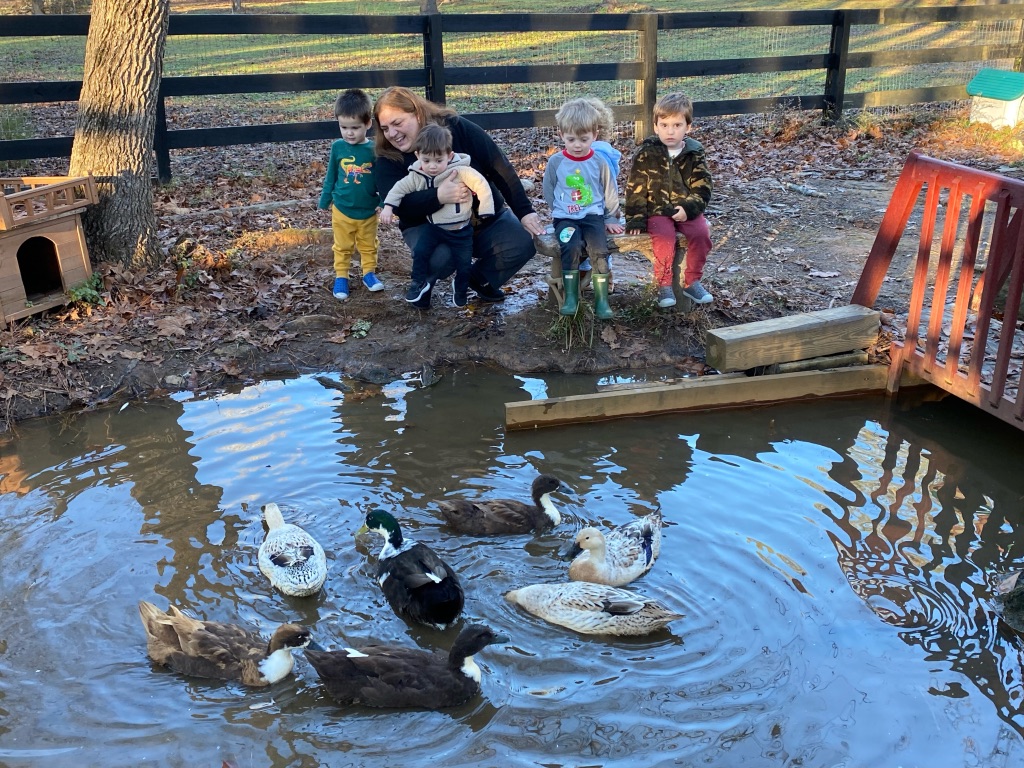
[1,368,1024,767]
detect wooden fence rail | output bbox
[1,5,1022,182]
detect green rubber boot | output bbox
[593,272,614,319]
[560,270,580,316]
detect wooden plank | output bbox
[505,365,918,430]
[705,305,880,372]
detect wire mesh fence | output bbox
[1,10,1021,146]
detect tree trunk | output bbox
[69,0,170,271]
[231,0,242,12]
[31,0,44,14]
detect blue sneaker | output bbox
[332,277,349,300]
[681,280,713,304]
[362,272,384,292]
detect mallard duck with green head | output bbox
[437,474,573,535]
[358,509,465,628]
[505,582,682,636]
[258,502,328,598]
[305,623,509,709]
[138,600,315,686]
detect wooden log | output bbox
[505,365,925,430]
[705,304,880,373]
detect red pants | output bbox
[648,214,712,287]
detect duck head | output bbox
[357,509,404,548]
[449,623,511,680]
[562,526,604,561]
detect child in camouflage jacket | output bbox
[625,92,713,308]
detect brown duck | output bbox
[305,623,509,709]
[437,474,573,535]
[138,600,314,687]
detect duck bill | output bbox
[305,640,327,652]
[355,523,369,536]
[561,542,583,561]
[490,632,511,645]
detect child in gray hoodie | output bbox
[381,123,495,307]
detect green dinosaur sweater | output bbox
[624,136,712,233]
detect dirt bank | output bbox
[1,106,1021,433]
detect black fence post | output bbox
[424,13,446,105]
[823,10,851,124]
[154,93,172,184]
[638,13,659,140]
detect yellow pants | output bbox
[331,206,379,279]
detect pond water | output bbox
[1,367,1023,768]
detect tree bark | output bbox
[231,0,243,12]
[69,0,170,271]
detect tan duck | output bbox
[258,502,328,597]
[566,511,662,586]
[305,623,509,709]
[505,582,682,636]
[437,474,573,535]
[138,600,314,686]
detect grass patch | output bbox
[547,304,596,352]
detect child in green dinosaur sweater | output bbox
[318,89,384,301]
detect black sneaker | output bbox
[469,276,505,302]
[410,284,432,309]
[405,279,432,303]
[453,290,468,308]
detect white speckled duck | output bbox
[138,600,314,686]
[505,582,682,636]
[304,623,509,709]
[258,503,328,598]
[566,511,662,586]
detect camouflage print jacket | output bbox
[624,135,712,232]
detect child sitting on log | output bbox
[542,96,623,319]
[625,91,714,308]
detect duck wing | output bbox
[437,499,537,534]
[379,543,464,627]
[386,543,461,590]
[608,514,662,570]
[600,597,648,615]
[260,525,325,567]
[308,647,473,708]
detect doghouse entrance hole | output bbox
[17,236,63,299]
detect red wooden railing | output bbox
[852,151,1024,429]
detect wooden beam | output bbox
[505,365,924,430]
[705,304,880,373]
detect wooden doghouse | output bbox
[0,176,98,323]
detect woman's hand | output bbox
[437,171,471,205]
[379,206,395,226]
[520,212,545,236]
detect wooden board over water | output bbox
[505,365,923,430]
